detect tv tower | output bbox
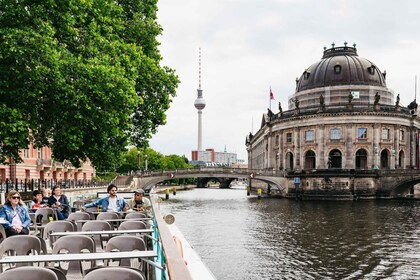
[194,48,206,151]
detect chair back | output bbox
[0,235,42,269]
[118,221,147,231]
[34,208,57,224]
[67,212,91,231]
[125,212,147,219]
[47,267,67,280]
[84,267,145,280]
[96,212,119,220]
[82,220,113,249]
[43,221,75,247]
[0,267,58,280]
[52,235,95,276]
[105,235,146,267]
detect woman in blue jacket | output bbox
[0,190,31,237]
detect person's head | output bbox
[43,188,52,197]
[52,186,62,196]
[33,190,43,202]
[107,184,117,197]
[134,189,144,201]
[6,190,23,206]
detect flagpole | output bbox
[269,86,272,111]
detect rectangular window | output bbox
[23,149,29,158]
[382,128,390,140]
[400,130,404,141]
[357,128,367,139]
[286,133,292,143]
[330,128,341,140]
[305,130,315,142]
[37,148,43,159]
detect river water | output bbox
[159,187,420,280]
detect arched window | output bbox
[328,149,342,169]
[355,149,368,169]
[380,149,389,169]
[334,65,341,74]
[286,152,294,170]
[304,150,316,169]
[399,150,405,168]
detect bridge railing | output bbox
[138,167,287,177]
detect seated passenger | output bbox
[127,189,151,214]
[48,186,70,220]
[0,190,31,237]
[82,184,127,212]
[30,190,48,210]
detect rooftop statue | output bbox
[348,92,353,103]
[374,92,380,105]
[396,94,400,107]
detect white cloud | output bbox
[150,0,420,162]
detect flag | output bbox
[270,87,275,100]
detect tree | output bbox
[0,0,178,170]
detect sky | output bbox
[149,0,420,162]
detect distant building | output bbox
[191,148,243,166]
[0,143,95,185]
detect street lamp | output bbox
[145,154,148,172]
[137,150,141,171]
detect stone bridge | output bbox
[133,167,420,199]
[133,168,288,194]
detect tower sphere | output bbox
[194,97,206,110]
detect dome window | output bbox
[367,65,376,75]
[334,65,341,74]
[303,70,310,80]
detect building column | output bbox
[345,124,353,168]
[318,124,325,168]
[279,130,284,170]
[294,127,301,170]
[372,124,379,169]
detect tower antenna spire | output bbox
[415,75,417,101]
[199,47,202,89]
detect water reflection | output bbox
[160,188,420,280]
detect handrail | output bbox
[151,195,193,280]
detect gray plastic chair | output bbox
[67,211,92,231]
[96,212,120,220]
[0,266,58,280]
[105,235,146,268]
[47,267,67,280]
[82,220,113,250]
[0,235,42,271]
[0,224,7,243]
[84,266,145,280]
[125,212,147,219]
[52,234,95,276]
[34,208,57,237]
[118,220,147,231]
[43,221,75,248]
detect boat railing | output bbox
[151,194,193,280]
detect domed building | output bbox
[246,44,420,199]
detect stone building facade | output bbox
[0,143,95,185]
[246,45,420,198]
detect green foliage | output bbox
[0,0,179,169]
[116,147,192,174]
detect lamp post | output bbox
[137,150,141,172]
[145,154,148,172]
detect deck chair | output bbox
[125,212,148,219]
[67,212,91,231]
[83,207,98,220]
[0,235,42,271]
[34,208,57,237]
[84,267,145,280]
[82,220,112,250]
[52,234,95,277]
[0,267,58,280]
[43,221,75,248]
[0,224,7,243]
[118,221,147,231]
[105,235,146,270]
[97,212,120,229]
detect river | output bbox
[159,187,420,280]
